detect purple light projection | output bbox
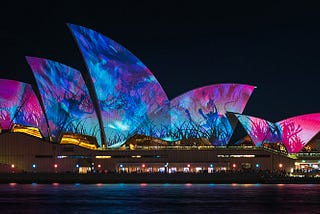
[170,84,255,145]
[68,24,169,147]
[235,114,282,146]
[277,113,320,153]
[134,103,171,140]
[0,79,48,136]
[26,57,101,145]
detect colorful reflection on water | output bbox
[1,184,320,213]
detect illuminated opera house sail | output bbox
[0,79,48,137]
[169,84,255,145]
[0,23,320,155]
[26,57,101,146]
[236,113,320,153]
[68,24,170,148]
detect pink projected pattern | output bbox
[235,114,282,146]
[0,79,48,136]
[277,113,320,153]
[170,84,255,145]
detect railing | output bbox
[102,145,274,151]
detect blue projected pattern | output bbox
[27,57,101,145]
[235,114,282,146]
[68,24,169,147]
[170,84,255,145]
[2,23,319,152]
[134,102,172,140]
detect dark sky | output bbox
[1,1,320,122]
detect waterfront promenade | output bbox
[0,172,319,184]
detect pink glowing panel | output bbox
[0,79,48,136]
[235,114,282,146]
[69,24,169,147]
[170,84,255,145]
[27,57,101,145]
[277,113,320,153]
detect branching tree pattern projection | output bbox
[2,24,320,153]
[235,114,282,146]
[237,113,320,153]
[0,79,48,136]
[69,24,169,147]
[279,121,303,153]
[27,57,101,145]
[170,84,254,146]
[276,114,320,153]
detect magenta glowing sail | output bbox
[0,79,48,137]
[26,57,101,145]
[68,24,169,147]
[277,113,320,153]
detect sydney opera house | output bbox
[1,24,320,174]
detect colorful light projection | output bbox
[134,103,172,140]
[26,57,101,145]
[277,113,320,153]
[235,114,282,146]
[170,84,255,145]
[0,79,48,136]
[68,24,169,147]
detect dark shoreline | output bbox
[1,173,320,184]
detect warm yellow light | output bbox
[95,155,111,159]
[11,124,43,138]
[60,133,98,150]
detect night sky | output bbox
[1,1,320,122]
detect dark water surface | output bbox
[0,183,319,213]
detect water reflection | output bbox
[0,184,319,213]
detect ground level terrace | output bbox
[0,132,320,175]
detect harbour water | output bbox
[0,183,320,213]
